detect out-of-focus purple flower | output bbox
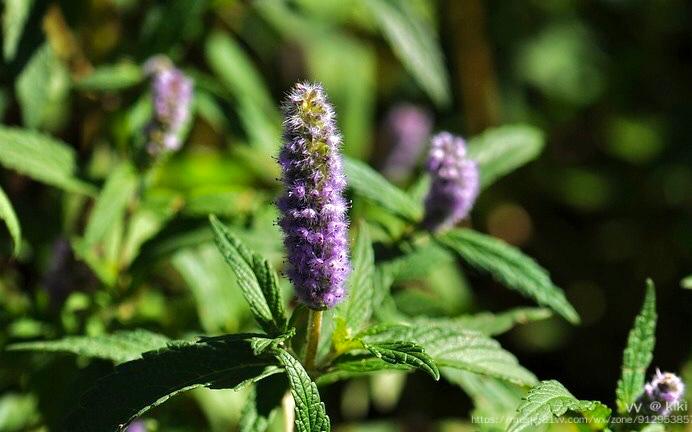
[143,56,193,156]
[422,132,479,232]
[277,82,350,310]
[125,421,146,432]
[638,369,686,416]
[380,104,433,182]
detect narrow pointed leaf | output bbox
[3,0,34,61]
[274,349,330,432]
[0,186,21,255]
[467,125,545,189]
[344,157,422,222]
[209,215,286,335]
[615,280,656,414]
[438,229,580,324]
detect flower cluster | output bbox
[422,132,479,231]
[380,103,432,182]
[638,369,686,416]
[277,82,350,309]
[143,56,193,156]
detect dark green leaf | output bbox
[615,280,656,414]
[8,330,170,363]
[0,185,21,255]
[66,335,279,432]
[209,215,286,335]
[365,0,450,107]
[275,349,330,432]
[0,126,95,194]
[317,353,412,385]
[239,373,289,432]
[467,125,545,189]
[362,341,439,380]
[508,380,611,432]
[74,63,144,91]
[335,221,375,333]
[438,229,580,324]
[344,157,422,222]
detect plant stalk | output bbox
[304,309,323,370]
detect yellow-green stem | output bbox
[304,309,323,370]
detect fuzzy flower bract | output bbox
[422,132,479,231]
[277,82,350,309]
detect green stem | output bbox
[304,309,323,370]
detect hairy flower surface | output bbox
[381,104,433,182]
[638,369,686,416]
[422,132,479,231]
[143,56,193,155]
[277,82,350,309]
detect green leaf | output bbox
[0,126,95,194]
[7,329,170,363]
[364,0,450,107]
[0,392,39,431]
[2,0,34,61]
[414,308,552,337]
[365,325,536,386]
[344,157,422,222]
[16,43,71,131]
[83,163,138,248]
[681,275,692,290]
[209,215,286,335]
[362,341,439,380]
[438,229,580,324]
[317,353,412,385]
[274,349,331,432]
[382,239,456,282]
[0,185,21,255]
[507,380,611,432]
[335,221,375,333]
[74,62,144,91]
[467,125,545,189]
[615,280,656,414]
[239,373,289,432]
[65,334,279,432]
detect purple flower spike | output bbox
[422,132,479,232]
[277,82,350,310]
[144,56,193,156]
[381,104,433,182]
[638,369,686,417]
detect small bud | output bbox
[380,104,433,182]
[277,82,350,309]
[638,369,686,417]
[422,132,479,232]
[143,57,193,156]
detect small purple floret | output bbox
[638,369,686,417]
[143,56,193,155]
[422,132,479,232]
[277,82,350,309]
[381,103,433,182]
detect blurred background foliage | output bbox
[0,0,690,430]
